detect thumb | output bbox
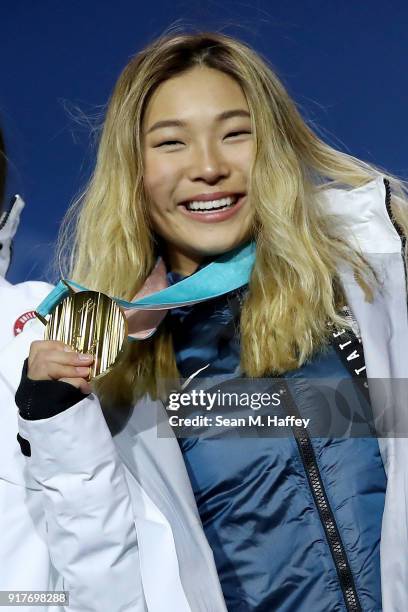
[60,377,92,395]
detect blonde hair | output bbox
[57,31,408,406]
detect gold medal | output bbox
[42,289,127,379]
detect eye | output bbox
[225,130,252,139]
[155,140,184,148]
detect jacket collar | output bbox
[0,195,24,278]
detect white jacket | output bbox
[0,176,407,611]
[0,195,25,281]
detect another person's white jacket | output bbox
[1,177,408,611]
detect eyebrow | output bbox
[145,109,251,134]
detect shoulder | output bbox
[0,277,53,302]
[320,175,401,255]
[0,279,54,350]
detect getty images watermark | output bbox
[155,376,408,438]
[166,387,310,430]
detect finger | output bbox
[29,341,74,368]
[29,340,72,357]
[60,377,92,395]
[28,352,93,381]
[31,349,94,367]
[29,363,91,382]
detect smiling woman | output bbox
[143,67,253,274]
[5,30,408,612]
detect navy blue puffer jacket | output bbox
[167,274,385,612]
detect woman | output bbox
[1,32,408,612]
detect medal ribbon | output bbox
[36,241,256,340]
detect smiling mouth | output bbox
[181,195,241,213]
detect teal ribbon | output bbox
[36,241,256,319]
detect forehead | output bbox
[143,66,248,126]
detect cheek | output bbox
[144,153,179,208]
[235,143,253,176]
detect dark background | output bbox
[2,0,407,283]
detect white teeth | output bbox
[186,196,238,212]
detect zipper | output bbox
[0,195,17,231]
[0,209,9,232]
[280,380,362,612]
[383,177,407,284]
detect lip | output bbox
[178,192,247,224]
[178,191,243,204]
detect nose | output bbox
[188,142,230,185]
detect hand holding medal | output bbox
[33,283,128,384]
[27,341,95,395]
[40,286,127,379]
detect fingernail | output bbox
[78,354,93,361]
[76,366,90,375]
[63,346,74,352]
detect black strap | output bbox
[329,306,370,403]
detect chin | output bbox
[192,238,249,258]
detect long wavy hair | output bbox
[57,31,408,406]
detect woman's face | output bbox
[143,66,254,275]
